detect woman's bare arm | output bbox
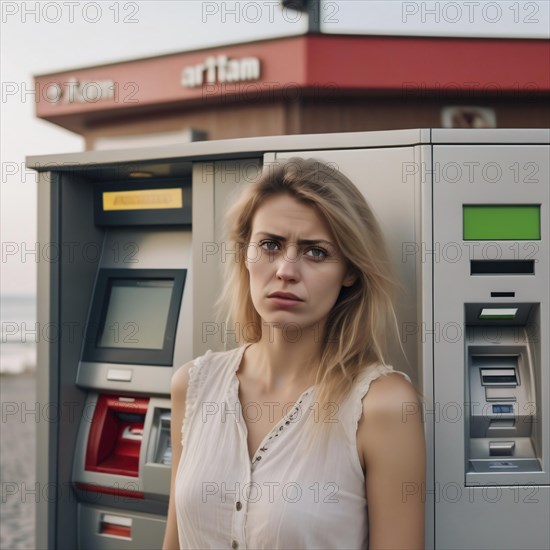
[162,360,194,550]
[357,373,426,550]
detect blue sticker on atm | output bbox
[492,405,513,414]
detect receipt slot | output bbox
[30,129,549,549]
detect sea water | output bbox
[0,294,37,374]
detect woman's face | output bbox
[245,194,357,334]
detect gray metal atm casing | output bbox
[28,128,549,549]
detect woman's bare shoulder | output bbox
[362,371,419,417]
[356,371,424,472]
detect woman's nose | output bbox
[275,246,301,281]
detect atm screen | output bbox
[98,279,174,350]
[83,269,186,366]
[463,205,540,240]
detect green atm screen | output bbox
[463,205,540,240]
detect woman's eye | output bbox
[306,248,327,260]
[259,240,279,251]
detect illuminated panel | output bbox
[463,205,540,240]
[102,188,183,211]
[479,308,518,320]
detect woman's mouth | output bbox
[268,292,304,307]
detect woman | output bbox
[163,158,425,549]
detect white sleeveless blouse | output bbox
[175,343,409,550]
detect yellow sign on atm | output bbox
[102,188,183,211]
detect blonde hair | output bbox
[215,158,399,441]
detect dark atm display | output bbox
[83,269,186,366]
[98,279,173,350]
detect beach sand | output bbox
[0,373,36,550]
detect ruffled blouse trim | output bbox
[180,349,212,449]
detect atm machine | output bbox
[71,186,191,546]
[28,129,549,549]
[432,141,549,548]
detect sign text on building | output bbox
[181,55,261,88]
[46,78,116,104]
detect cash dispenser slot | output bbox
[489,441,516,456]
[86,395,149,477]
[480,368,518,386]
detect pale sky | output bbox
[1,0,548,295]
